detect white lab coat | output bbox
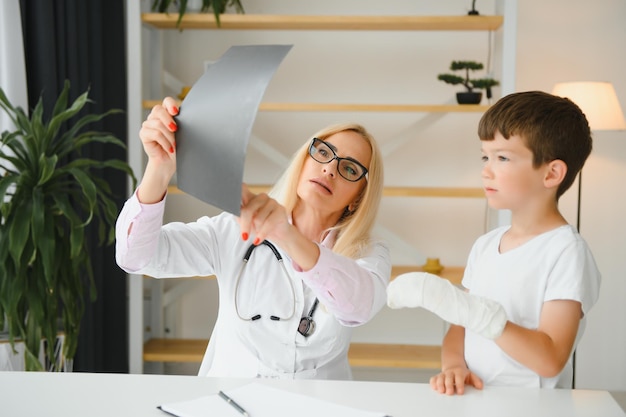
[118,208,390,380]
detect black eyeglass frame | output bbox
[308,138,369,182]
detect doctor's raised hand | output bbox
[115,97,391,380]
[134,97,179,205]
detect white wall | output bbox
[139,0,626,390]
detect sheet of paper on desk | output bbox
[158,382,389,417]
[175,44,292,216]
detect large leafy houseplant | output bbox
[0,81,136,371]
[152,0,245,28]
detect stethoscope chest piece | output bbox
[298,316,316,337]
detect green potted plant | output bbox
[438,60,500,104]
[0,80,136,371]
[151,0,245,28]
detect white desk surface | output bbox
[0,371,624,417]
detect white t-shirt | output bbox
[462,224,601,388]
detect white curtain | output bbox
[0,0,27,371]
[0,0,28,132]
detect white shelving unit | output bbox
[124,1,517,374]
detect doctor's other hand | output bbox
[387,272,508,340]
[140,96,179,174]
[239,184,291,245]
[430,366,484,396]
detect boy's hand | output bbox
[430,366,484,395]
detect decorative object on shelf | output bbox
[0,81,137,371]
[151,0,245,29]
[178,86,191,100]
[422,257,444,275]
[468,0,480,15]
[438,60,499,104]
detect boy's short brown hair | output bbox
[478,91,592,199]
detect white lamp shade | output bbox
[552,81,626,131]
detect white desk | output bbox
[0,372,624,417]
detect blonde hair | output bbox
[270,123,384,259]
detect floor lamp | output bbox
[551,81,626,388]
[551,81,626,231]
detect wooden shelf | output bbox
[144,338,441,369]
[167,184,484,198]
[259,103,489,113]
[392,265,463,286]
[382,186,484,198]
[144,338,207,363]
[142,13,503,31]
[348,343,441,369]
[143,99,488,113]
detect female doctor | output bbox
[115,97,391,380]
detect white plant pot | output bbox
[0,334,69,371]
[186,0,203,12]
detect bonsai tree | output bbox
[151,0,245,28]
[0,81,136,371]
[438,60,499,103]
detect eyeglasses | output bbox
[308,138,369,182]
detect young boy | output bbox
[387,91,601,394]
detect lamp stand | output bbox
[576,170,582,232]
[571,169,583,389]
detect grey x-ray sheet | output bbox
[175,44,292,215]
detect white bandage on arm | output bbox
[387,272,507,339]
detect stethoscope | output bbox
[234,240,319,337]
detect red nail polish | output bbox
[169,122,177,132]
[172,106,179,114]
[253,238,260,246]
[169,146,174,153]
[242,232,249,241]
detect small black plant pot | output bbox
[456,91,483,104]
